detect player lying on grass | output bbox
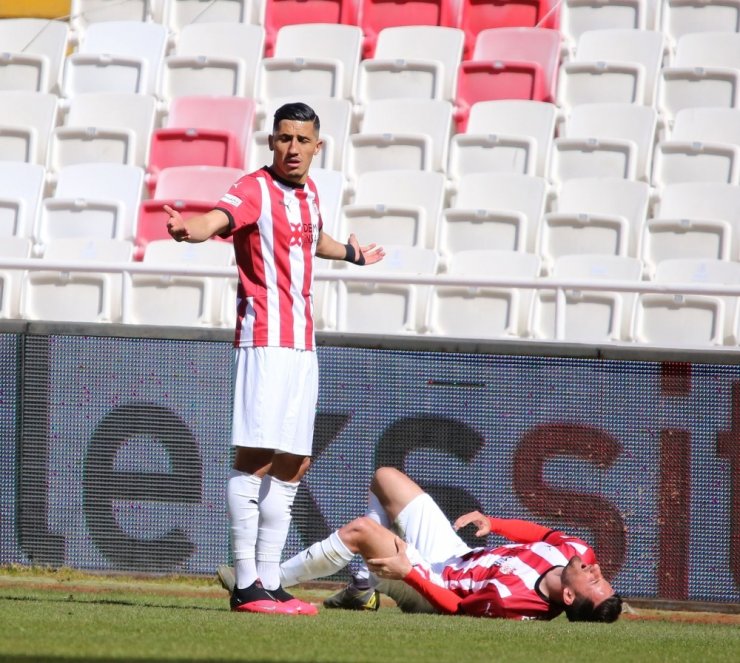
[219,467,622,621]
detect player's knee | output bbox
[339,516,379,549]
[371,466,404,494]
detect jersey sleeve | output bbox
[402,568,462,614]
[487,518,553,543]
[543,531,598,564]
[213,175,262,237]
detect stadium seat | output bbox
[136,165,243,259]
[147,95,256,190]
[529,253,643,342]
[355,26,464,104]
[657,32,740,123]
[345,99,453,185]
[0,236,33,320]
[62,21,167,97]
[557,29,665,111]
[48,92,157,171]
[661,0,740,45]
[458,0,561,59]
[537,177,650,273]
[640,182,740,278]
[631,258,740,347]
[455,27,561,131]
[0,91,58,165]
[263,0,358,56]
[0,162,46,240]
[550,102,658,183]
[36,163,145,254]
[259,24,362,102]
[651,108,740,187]
[0,18,69,94]
[160,22,265,102]
[357,0,457,58]
[339,170,445,249]
[20,237,133,323]
[70,0,151,36]
[335,245,438,334]
[438,173,548,261]
[123,239,235,327]
[560,0,656,47]
[252,95,352,172]
[162,0,258,35]
[447,100,557,182]
[425,249,540,339]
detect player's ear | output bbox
[562,587,576,606]
[267,134,275,151]
[314,138,323,155]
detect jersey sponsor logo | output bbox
[221,193,242,207]
[289,222,303,247]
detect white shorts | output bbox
[231,346,318,455]
[394,493,472,571]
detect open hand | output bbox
[347,233,385,265]
[366,536,412,580]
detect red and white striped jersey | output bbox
[419,531,597,620]
[215,167,323,350]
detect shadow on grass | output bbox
[0,594,224,612]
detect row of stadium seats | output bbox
[4,237,740,349]
[3,90,739,190]
[3,17,738,130]
[19,0,737,55]
[5,159,740,281]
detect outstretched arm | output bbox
[454,511,551,543]
[315,230,385,265]
[165,205,230,243]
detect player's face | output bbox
[561,556,614,607]
[269,119,322,184]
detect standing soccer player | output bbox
[165,102,384,615]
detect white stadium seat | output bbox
[162,0,259,35]
[340,170,445,250]
[426,249,541,339]
[336,245,438,335]
[160,22,265,102]
[0,18,69,94]
[70,0,152,36]
[438,173,548,260]
[652,108,740,186]
[661,0,740,45]
[537,177,650,272]
[529,253,643,342]
[641,182,740,277]
[356,26,465,104]
[551,102,658,183]
[0,237,33,319]
[48,92,157,171]
[0,91,58,165]
[20,237,133,323]
[447,100,557,182]
[558,29,665,110]
[560,0,656,47]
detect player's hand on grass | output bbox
[453,511,491,538]
[367,536,412,580]
[164,204,190,242]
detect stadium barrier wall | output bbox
[1,321,739,605]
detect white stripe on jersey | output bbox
[492,578,511,598]
[242,295,255,341]
[530,542,571,567]
[569,541,589,556]
[257,177,280,347]
[284,194,308,349]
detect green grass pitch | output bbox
[1,567,738,662]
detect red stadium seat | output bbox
[458,0,561,59]
[263,0,358,56]
[136,166,243,259]
[455,27,561,132]
[358,0,457,58]
[147,96,256,193]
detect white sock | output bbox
[280,531,354,587]
[256,475,299,591]
[352,491,388,587]
[227,469,263,589]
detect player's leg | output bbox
[281,516,397,588]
